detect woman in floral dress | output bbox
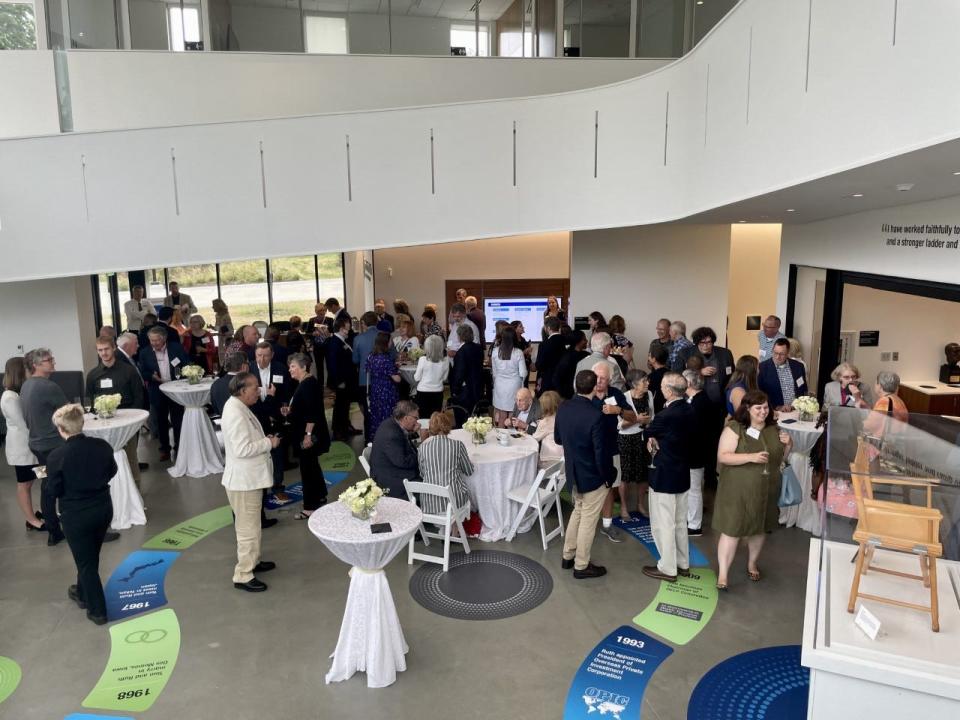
[365,332,401,438]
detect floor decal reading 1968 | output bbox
[141,506,233,550]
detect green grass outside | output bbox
[114,254,343,291]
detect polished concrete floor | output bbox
[0,416,813,720]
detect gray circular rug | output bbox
[409,550,553,620]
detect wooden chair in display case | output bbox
[846,437,943,632]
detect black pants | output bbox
[299,444,328,511]
[61,497,113,618]
[332,387,352,436]
[703,401,726,488]
[34,448,62,537]
[357,386,371,442]
[416,390,444,419]
[154,393,184,453]
[270,444,285,490]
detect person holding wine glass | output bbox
[712,390,792,590]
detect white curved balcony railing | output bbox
[2,0,960,283]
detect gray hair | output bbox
[424,334,445,362]
[224,351,249,373]
[625,368,648,388]
[288,352,311,372]
[682,369,703,391]
[876,371,900,394]
[24,348,52,373]
[591,360,611,378]
[590,331,612,353]
[393,399,419,420]
[229,372,256,396]
[117,332,138,349]
[464,295,478,310]
[457,323,474,344]
[830,362,861,382]
[147,325,167,339]
[670,321,687,336]
[662,372,688,397]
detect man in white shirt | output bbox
[757,315,786,361]
[140,327,189,461]
[446,303,480,358]
[124,285,154,332]
[221,372,280,593]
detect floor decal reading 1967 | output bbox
[104,550,181,622]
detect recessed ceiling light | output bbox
[738,220,747,223]
[697,1,704,4]
[786,208,796,213]
[851,193,864,198]
[953,171,960,176]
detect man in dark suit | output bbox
[553,330,589,400]
[758,337,808,410]
[326,314,360,440]
[534,316,566,396]
[449,324,484,427]
[374,298,394,333]
[211,351,248,416]
[554,370,613,579]
[155,307,184,346]
[643,372,694,582]
[369,400,422,499]
[263,325,290,367]
[139,326,190,461]
[251,341,291,501]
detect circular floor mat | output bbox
[409,550,553,620]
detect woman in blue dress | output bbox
[365,332,401,438]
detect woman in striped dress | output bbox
[416,412,474,515]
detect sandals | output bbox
[294,511,312,520]
[716,582,728,591]
[747,568,761,582]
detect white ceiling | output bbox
[682,137,960,226]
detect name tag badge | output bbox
[529,421,537,428]
[746,427,761,440]
[726,366,733,375]
[201,337,210,345]
[272,375,284,384]
[796,376,805,388]
[100,378,114,389]
[171,358,181,367]
[759,349,767,358]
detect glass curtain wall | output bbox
[638,0,686,57]
[97,273,115,330]
[218,260,269,328]
[269,255,322,322]
[165,263,218,325]
[0,0,37,48]
[46,0,121,49]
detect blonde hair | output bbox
[830,362,861,382]
[52,403,85,436]
[539,391,561,417]
[428,411,453,436]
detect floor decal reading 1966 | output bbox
[83,608,181,713]
[142,506,233,550]
[564,626,672,720]
[0,657,22,705]
[633,568,718,646]
[104,550,181,622]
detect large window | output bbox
[218,260,269,328]
[97,274,115,330]
[168,4,201,51]
[304,14,347,54]
[0,0,37,49]
[450,23,489,57]
[166,263,218,324]
[270,255,319,322]
[317,252,345,309]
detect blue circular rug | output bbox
[687,645,809,720]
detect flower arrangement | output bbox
[464,415,493,444]
[180,365,205,384]
[339,478,386,521]
[793,395,820,422]
[407,347,425,363]
[93,393,122,418]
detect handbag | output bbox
[778,464,802,507]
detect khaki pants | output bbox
[124,434,141,488]
[226,489,263,583]
[562,485,607,571]
[649,489,689,577]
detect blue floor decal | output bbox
[614,513,708,567]
[265,483,303,509]
[687,645,809,720]
[564,626,672,720]
[104,550,180,622]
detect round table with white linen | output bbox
[82,409,149,530]
[398,364,418,396]
[777,413,824,536]
[308,497,422,689]
[159,378,224,478]
[449,428,540,542]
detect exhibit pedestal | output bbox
[802,540,960,720]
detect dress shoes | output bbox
[138,462,149,471]
[561,558,575,570]
[35,510,43,520]
[234,578,268,592]
[642,565,677,582]
[48,531,65,547]
[573,563,607,579]
[253,561,276,573]
[158,452,171,462]
[68,585,87,609]
[261,517,278,529]
[26,521,47,532]
[103,531,121,543]
[678,567,692,577]
[86,611,108,626]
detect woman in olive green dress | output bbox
[712,390,792,590]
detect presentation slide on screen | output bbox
[483,298,557,343]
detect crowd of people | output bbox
[2,278,914,616]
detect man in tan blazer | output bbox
[221,372,281,592]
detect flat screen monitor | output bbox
[482,297,557,343]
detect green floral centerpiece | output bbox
[464,415,493,445]
[407,347,425,363]
[340,478,386,521]
[793,395,820,422]
[181,364,205,385]
[93,393,122,418]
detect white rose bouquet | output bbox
[93,393,122,418]
[181,364,205,384]
[793,395,820,421]
[464,415,493,444]
[339,478,386,520]
[408,347,425,363]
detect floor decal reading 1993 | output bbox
[564,626,672,720]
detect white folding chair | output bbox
[505,460,566,550]
[359,443,372,477]
[404,479,471,572]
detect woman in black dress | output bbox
[284,353,331,518]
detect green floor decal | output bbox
[83,608,180,713]
[319,441,357,473]
[0,657,22,704]
[633,568,718,646]
[142,506,233,550]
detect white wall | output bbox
[840,284,960,385]
[0,51,59,138]
[0,276,95,372]
[570,224,731,350]
[791,265,826,388]
[373,232,570,321]
[727,223,781,358]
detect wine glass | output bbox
[760,435,771,478]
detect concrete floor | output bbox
[0,419,813,720]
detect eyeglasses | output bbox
[697,340,713,346]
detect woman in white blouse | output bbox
[491,326,528,427]
[531,391,564,468]
[392,318,421,357]
[414,334,449,418]
[1,357,44,531]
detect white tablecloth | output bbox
[308,497,422,688]
[778,414,824,535]
[398,364,418,395]
[159,379,224,478]
[449,428,540,542]
[82,409,149,530]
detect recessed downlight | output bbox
[953,171,960,176]
[786,208,796,212]
[851,193,864,198]
[738,220,747,223]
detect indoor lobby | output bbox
[2,1,960,719]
